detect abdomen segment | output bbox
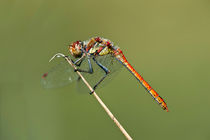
[114,49,168,111]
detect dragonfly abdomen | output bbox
[114,49,168,111]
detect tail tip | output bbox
[165,107,169,112]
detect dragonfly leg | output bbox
[75,59,83,67]
[90,57,110,94]
[74,56,93,74]
[72,56,84,66]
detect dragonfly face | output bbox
[69,40,83,58]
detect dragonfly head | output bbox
[69,41,83,58]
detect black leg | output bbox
[74,59,84,67]
[75,56,93,74]
[72,56,84,66]
[90,57,110,94]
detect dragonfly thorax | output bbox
[69,41,83,58]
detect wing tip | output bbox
[42,72,48,79]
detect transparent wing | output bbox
[41,59,78,89]
[76,54,123,92]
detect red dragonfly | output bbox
[42,37,168,111]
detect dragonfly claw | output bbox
[89,90,94,95]
[74,68,78,72]
[89,86,96,95]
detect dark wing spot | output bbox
[42,72,48,79]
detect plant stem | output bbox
[64,56,133,140]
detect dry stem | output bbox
[62,55,133,140]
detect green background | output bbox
[1,0,210,140]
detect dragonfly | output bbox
[42,37,168,111]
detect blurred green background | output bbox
[1,0,210,140]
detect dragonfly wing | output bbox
[76,54,122,91]
[41,60,78,89]
[97,54,122,73]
